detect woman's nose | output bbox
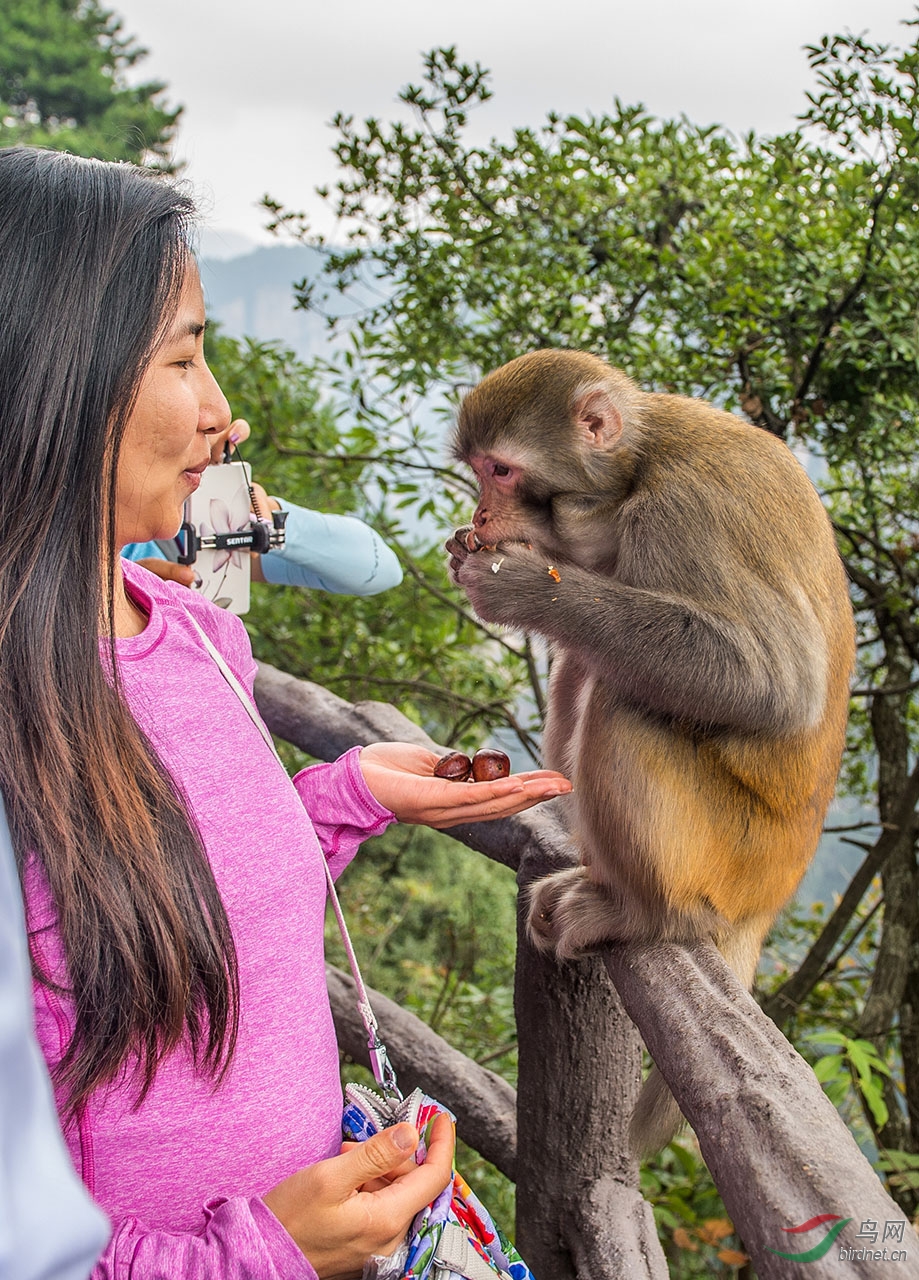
[199,365,231,435]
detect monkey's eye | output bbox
[479,456,516,485]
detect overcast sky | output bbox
[113,0,914,254]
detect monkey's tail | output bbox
[716,913,771,991]
[629,915,772,1157]
[629,1066,684,1158]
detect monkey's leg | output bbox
[527,866,646,961]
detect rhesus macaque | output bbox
[446,350,854,1153]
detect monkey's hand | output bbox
[446,531,555,627]
[445,525,479,582]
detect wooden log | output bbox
[604,942,919,1279]
[256,662,916,1277]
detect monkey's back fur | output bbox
[450,351,855,1154]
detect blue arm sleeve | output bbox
[0,796,110,1279]
[121,541,164,562]
[260,499,403,596]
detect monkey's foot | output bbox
[526,867,628,961]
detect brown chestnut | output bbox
[471,748,511,782]
[433,751,473,782]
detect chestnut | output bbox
[471,748,511,782]
[433,751,473,782]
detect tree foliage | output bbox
[264,18,919,1218]
[0,0,180,165]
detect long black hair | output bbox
[0,147,238,1114]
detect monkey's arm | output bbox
[449,533,827,738]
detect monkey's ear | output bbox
[573,388,623,448]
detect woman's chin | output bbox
[118,509,184,548]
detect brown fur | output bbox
[447,350,854,1153]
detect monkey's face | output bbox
[464,448,558,552]
[460,446,624,574]
[452,350,635,568]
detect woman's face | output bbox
[115,265,230,547]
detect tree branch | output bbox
[604,941,915,1280]
[793,169,896,406]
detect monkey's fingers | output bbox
[445,528,472,554]
[445,527,477,580]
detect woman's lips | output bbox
[183,458,211,491]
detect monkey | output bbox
[445,349,855,1154]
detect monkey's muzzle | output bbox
[465,529,502,553]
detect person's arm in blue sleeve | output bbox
[255,499,403,596]
[121,540,165,562]
[0,794,110,1280]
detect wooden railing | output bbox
[255,661,918,1279]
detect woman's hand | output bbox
[208,415,252,464]
[135,557,196,587]
[358,742,571,828]
[263,1114,454,1280]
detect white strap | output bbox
[186,614,402,1099]
[434,1222,504,1280]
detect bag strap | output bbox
[186,614,403,1100]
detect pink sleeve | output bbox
[183,584,394,874]
[292,746,395,879]
[92,1196,317,1280]
[90,1198,319,1280]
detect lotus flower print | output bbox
[200,490,251,571]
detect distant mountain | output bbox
[199,243,333,361]
[198,228,260,261]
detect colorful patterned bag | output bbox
[342,1082,533,1280]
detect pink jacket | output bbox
[26,560,394,1277]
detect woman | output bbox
[0,147,570,1278]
